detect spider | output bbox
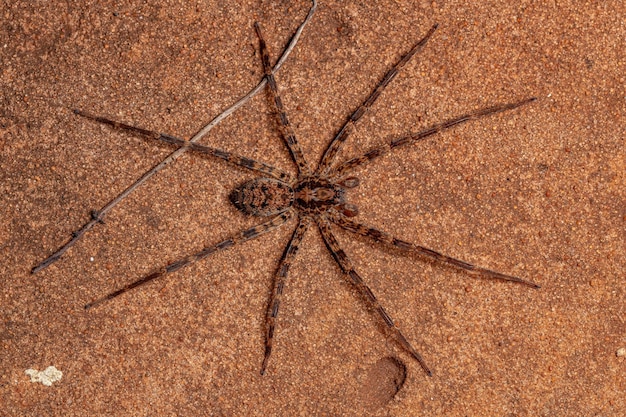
[33,6,539,376]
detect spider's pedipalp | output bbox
[338,176,360,188]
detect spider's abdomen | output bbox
[229,178,294,216]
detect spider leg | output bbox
[73,110,291,182]
[31,1,317,274]
[316,216,432,376]
[317,24,439,176]
[330,97,536,179]
[327,210,540,288]
[255,22,311,176]
[261,216,310,375]
[84,210,293,310]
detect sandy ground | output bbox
[1,0,624,415]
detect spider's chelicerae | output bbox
[33,6,539,376]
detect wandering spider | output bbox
[32,1,539,376]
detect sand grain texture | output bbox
[1,0,624,415]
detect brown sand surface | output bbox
[1,1,624,415]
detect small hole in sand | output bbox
[359,356,407,410]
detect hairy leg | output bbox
[255,22,311,176]
[330,98,536,179]
[327,210,540,288]
[316,216,432,376]
[261,216,310,375]
[84,210,293,309]
[317,24,439,175]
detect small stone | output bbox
[616,347,626,357]
[25,366,63,386]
